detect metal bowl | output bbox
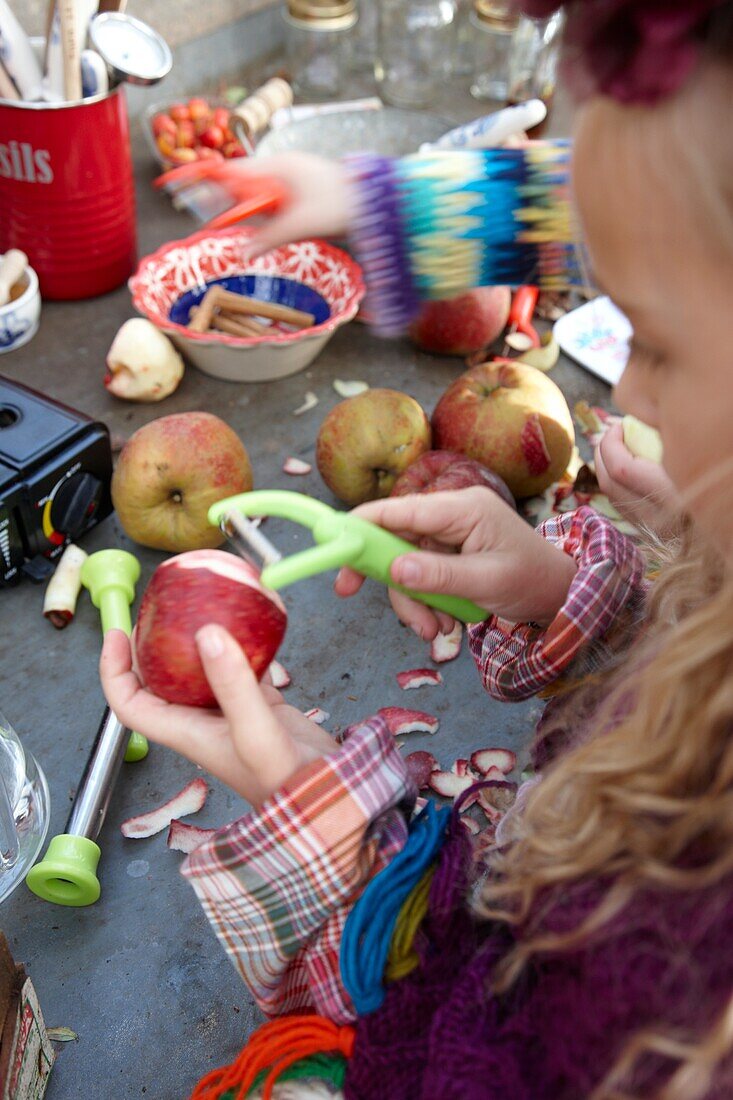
[255,107,455,159]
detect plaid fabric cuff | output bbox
[468,507,647,701]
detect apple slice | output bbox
[283,456,312,476]
[167,819,216,854]
[450,758,470,778]
[461,816,481,836]
[397,668,443,690]
[622,415,663,464]
[121,777,208,839]
[303,707,329,725]
[470,748,517,775]
[378,707,439,736]
[405,750,439,789]
[333,379,369,397]
[430,622,463,664]
[269,660,291,688]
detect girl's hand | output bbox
[334,487,577,641]
[595,423,678,535]
[234,153,351,257]
[100,626,337,810]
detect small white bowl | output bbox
[0,263,41,355]
[130,227,365,383]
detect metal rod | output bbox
[64,706,128,841]
[221,511,283,568]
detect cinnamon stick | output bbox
[187,288,221,332]
[212,287,315,329]
[210,314,264,339]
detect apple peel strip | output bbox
[303,707,330,725]
[121,777,209,839]
[167,819,217,854]
[397,668,443,690]
[378,706,439,736]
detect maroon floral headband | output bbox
[517,1,729,103]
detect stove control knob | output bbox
[50,472,104,539]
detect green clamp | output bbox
[81,550,148,762]
[208,490,489,624]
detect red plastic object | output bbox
[154,160,288,230]
[0,89,136,300]
[508,285,540,347]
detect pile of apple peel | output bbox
[405,746,518,842]
[120,777,216,856]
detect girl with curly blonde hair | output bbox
[103,2,733,1095]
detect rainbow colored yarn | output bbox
[347,143,584,334]
[394,143,581,298]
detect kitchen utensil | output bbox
[0,375,113,585]
[58,0,82,100]
[209,490,490,624]
[130,227,364,383]
[89,11,172,85]
[421,99,546,151]
[0,710,50,906]
[153,160,288,230]
[26,549,145,907]
[0,0,44,101]
[502,285,539,354]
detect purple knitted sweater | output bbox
[346,813,733,1098]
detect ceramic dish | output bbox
[0,262,41,355]
[255,107,454,159]
[130,227,365,382]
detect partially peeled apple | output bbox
[134,550,287,708]
[622,415,663,464]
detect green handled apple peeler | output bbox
[27,550,147,907]
[208,490,490,624]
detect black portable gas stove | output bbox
[0,376,112,586]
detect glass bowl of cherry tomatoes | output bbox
[144,96,248,169]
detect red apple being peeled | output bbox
[316,388,431,505]
[111,411,253,552]
[431,361,574,498]
[391,450,515,509]
[134,550,287,708]
[408,287,511,357]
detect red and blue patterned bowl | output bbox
[130,227,365,382]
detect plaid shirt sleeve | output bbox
[180,716,412,1025]
[468,507,647,702]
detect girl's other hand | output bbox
[100,627,337,811]
[334,487,578,641]
[233,153,351,257]
[595,422,679,535]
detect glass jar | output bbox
[283,0,357,100]
[506,11,564,133]
[452,0,475,76]
[347,0,378,72]
[375,0,456,109]
[470,0,517,101]
[0,710,49,906]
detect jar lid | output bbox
[473,0,518,29]
[286,0,357,28]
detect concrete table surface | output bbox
[0,81,612,1100]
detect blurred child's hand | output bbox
[334,487,577,641]
[595,422,679,535]
[234,153,351,257]
[100,627,337,811]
